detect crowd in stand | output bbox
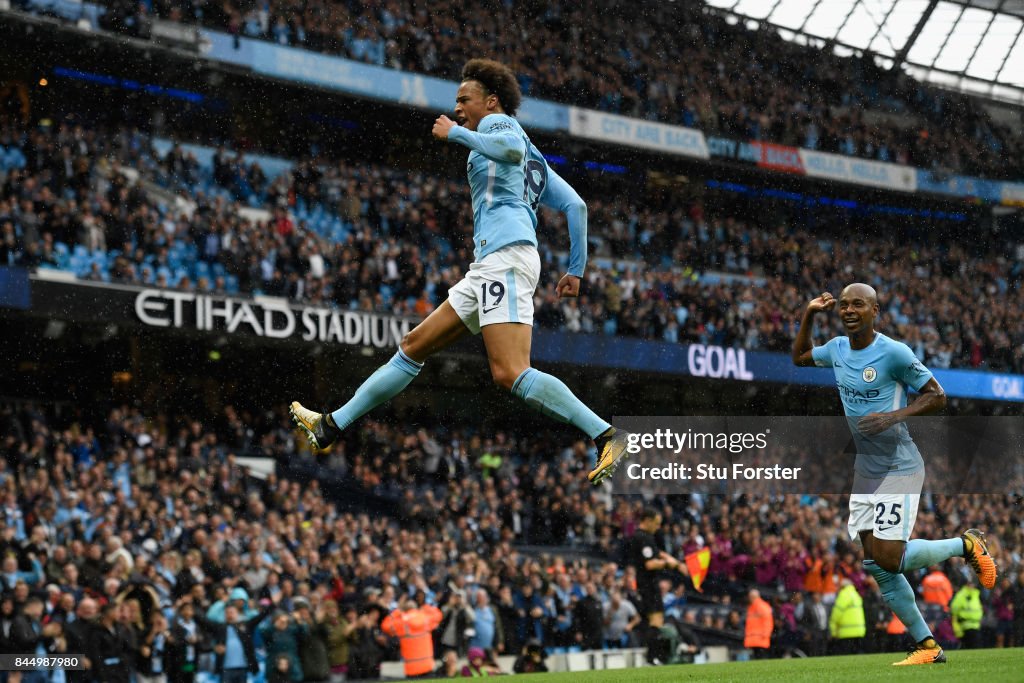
[2,116,1022,374]
[2,3,1023,680]
[76,0,1024,180]
[0,400,1022,681]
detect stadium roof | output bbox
[703,0,1024,106]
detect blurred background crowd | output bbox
[2,118,1021,373]
[87,0,1024,180]
[0,403,1022,680]
[1,0,1022,680]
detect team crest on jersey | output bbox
[862,367,877,383]
[642,546,654,559]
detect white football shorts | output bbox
[447,244,541,335]
[847,469,924,542]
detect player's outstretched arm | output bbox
[434,115,526,164]
[792,292,835,366]
[540,167,587,297]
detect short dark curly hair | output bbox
[461,59,522,116]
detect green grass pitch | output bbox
[512,648,1024,682]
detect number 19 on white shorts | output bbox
[447,245,541,335]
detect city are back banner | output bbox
[9,275,1024,403]
[567,107,710,159]
[706,136,917,192]
[706,137,806,175]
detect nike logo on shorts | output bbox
[877,525,898,532]
[482,306,499,314]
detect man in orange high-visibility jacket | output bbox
[885,613,907,653]
[381,598,443,678]
[744,589,774,659]
[921,567,953,611]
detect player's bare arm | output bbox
[432,115,457,140]
[791,292,835,366]
[556,274,580,298]
[858,377,947,435]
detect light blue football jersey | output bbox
[447,113,587,275]
[812,332,934,477]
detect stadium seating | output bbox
[0,399,1015,676]
[64,0,1024,181]
[2,3,1021,680]
[1,119,1020,373]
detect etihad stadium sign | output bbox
[9,274,1024,403]
[134,289,413,348]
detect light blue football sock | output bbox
[864,560,932,643]
[511,368,610,439]
[899,538,964,573]
[331,349,423,430]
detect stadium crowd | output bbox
[3,2,1023,680]
[0,400,1022,681]
[2,116,1022,374]
[74,0,1024,180]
